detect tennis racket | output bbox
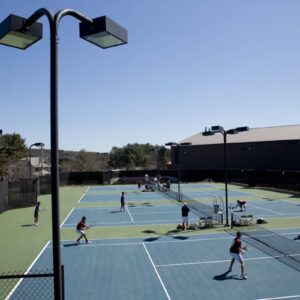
[241,244,248,253]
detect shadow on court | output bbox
[142,229,191,242]
[213,271,239,281]
[63,242,80,247]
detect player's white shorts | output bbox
[230,252,244,263]
[76,229,85,236]
[182,216,188,223]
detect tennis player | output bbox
[120,192,125,212]
[34,202,41,226]
[181,203,190,230]
[235,200,247,211]
[76,216,90,244]
[228,231,248,279]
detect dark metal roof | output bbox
[180,125,300,145]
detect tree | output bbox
[0,133,27,178]
[108,143,169,170]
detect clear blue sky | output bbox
[1,0,300,152]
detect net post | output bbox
[230,211,233,229]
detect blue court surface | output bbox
[183,189,254,200]
[230,199,300,219]
[10,230,300,300]
[61,204,200,228]
[79,191,168,203]
[79,184,255,204]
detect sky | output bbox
[1,0,300,152]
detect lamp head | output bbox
[211,125,224,132]
[0,14,42,49]
[80,16,127,49]
[235,126,249,132]
[226,129,238,135]
[34,142,44,147]
[165,142,178,147]
[179,142,191,146]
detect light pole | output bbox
[29,142,44,179]
[165,142,191,201]
[0,9,127,299]
[202,126,249,226]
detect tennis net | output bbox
[231,212,300,272]
[155,186,214,220]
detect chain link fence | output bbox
[0,269,55,300]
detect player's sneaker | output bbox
[86,241,91,244]
[241,274,248,279]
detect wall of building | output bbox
[173,140,300,171]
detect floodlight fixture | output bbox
[0,14,42,49]
[202,131,215,136]
[165,142,191,147]
[33,142,45,147]
[211,125,224,131]
[165,142,177,147]
[80,16,127,49]
[235,126,249,132]
[226,129,238,135]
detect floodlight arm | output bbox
[23,8,93,30]
[54,9,93,27]
[23,8,53,30]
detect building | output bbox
[171,125,300,172]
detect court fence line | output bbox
[0,266,65,300]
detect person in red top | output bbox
[228,231,248,279]
[235,200,247,211]
[76,216,90,244]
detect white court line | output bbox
[63,218,199,227]
[249,213,300,219]
[77,187,89,203]
[126,206,134,223]
[59,235,234,248]
[143,243,172,300]
[5,241,51,300]
[156,255,275,268]
[256,295,300,300]
[60,207,75,228]
[131,211,179,215]
[247,203,283,215]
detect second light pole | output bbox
[202,126,249,226]
[165,142,191,201]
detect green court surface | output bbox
[1,183,300,299]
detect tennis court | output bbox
[231,199,300,219]
[79,189,168,203]
[9,230,300,300]
[3,182,300,299]
[79,183,255,204]
[61,204,200,228]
